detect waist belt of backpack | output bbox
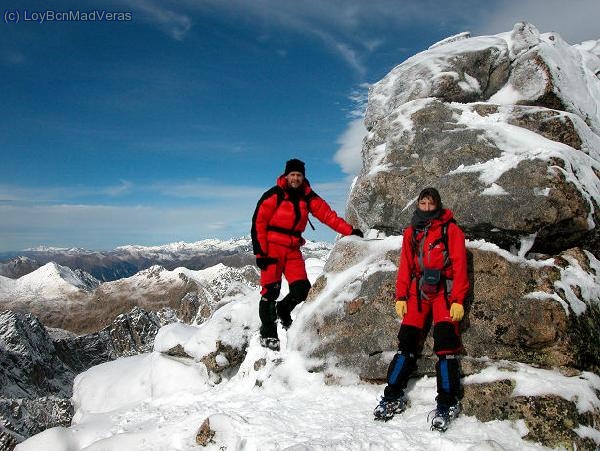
[267,225,302,238]
[414,271,452,312]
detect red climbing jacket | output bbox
[395,208,469,306]
[251,175,353,256]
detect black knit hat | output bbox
[284,158,305,176]
[418,187,443,209]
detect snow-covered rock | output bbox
[0,305,182,448]
[365,34,509,130]
[0,311,75,449]
[309,21,600,448]
[350,23,600,257]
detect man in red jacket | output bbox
[374,187,469,432]
[251,158,363,350]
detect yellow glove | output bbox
[395,299,407,319]
[450,303,464,322]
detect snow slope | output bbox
[16,332,599,450]
[0,262,99,303]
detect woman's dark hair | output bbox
[418,187,442,209]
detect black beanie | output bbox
[284,158,305,176]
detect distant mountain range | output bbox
[0,238,332,334]
[0,238,333,281]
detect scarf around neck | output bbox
[411,208,442,230]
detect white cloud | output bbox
[0,182,134,203]
[334,118,367,176]
[473,0,600,43]
[307,27,367,77]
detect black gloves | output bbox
[351,228,364,238]
[256,257,277,270]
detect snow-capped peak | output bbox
[0,262,99,302]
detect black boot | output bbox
[276,296,295,329]
[259,298,278,349]
[276,280,311,329]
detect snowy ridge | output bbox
[96,263,259,306]
[16,237,330,261]
[3,237,332,282]
[22,246,91,254]
[114,237,253,259]
[153,258,324,361]
[0,262,99,302]
[0,256,41,279]
[114,237,332,262]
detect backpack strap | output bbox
[275,186,285,206]
[411,226,429,313]
[304,191,318,230]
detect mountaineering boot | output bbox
[259,337,280,351]
[373,396,407,421]
[276,280,311,330]
[429,403,460,432]
[259,298,278,340]
[276,300,293,329]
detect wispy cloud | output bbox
[1,49,27,66]
[333,84,369,176]
[0,178,266,206]
[149,179,263,200]
[178,0,460,78]
[103,180,133,197]
[0,182,134,204]
[118,0,192,41]
[0,176,355,250]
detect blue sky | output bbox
[1,0,598,251]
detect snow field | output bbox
[18,339,556,451]
[14,237,600,450]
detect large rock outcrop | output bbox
[0,311,74,450]
[291,238,600,377]
[349,22,600,259]
[292,23,600,449]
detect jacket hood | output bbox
[430,208,454,226]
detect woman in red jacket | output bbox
[251,159,362,350]
[374,187,469,432]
